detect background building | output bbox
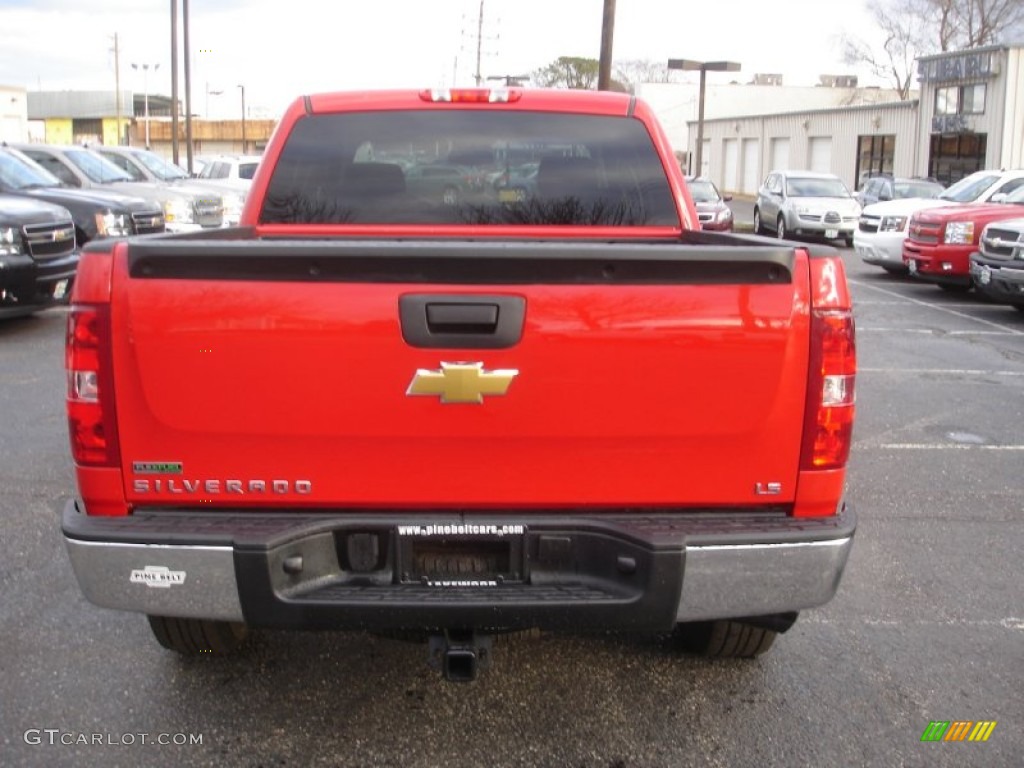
[653,44,1024,195]
[24,90,275,164]
[915,44,1024,180]
[1,85,29,143]
[638,77,910,178]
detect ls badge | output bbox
[407,362,518,404]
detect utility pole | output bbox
[238,84,246,153]
[183,0,193,174]
[112,33,122,144]
[475,0,484,86]
[170,0,179,164]
[598,0,616,91]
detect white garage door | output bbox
[809,137,832,173]
[723,139,738,192]
[742,138,759,194]
[770,138,790,172]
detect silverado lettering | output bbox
[132,479,313,494]
[61,87,857,682]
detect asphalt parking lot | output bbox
[1,244,1021,767]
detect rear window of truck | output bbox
[260,110,678,227]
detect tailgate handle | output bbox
[400,294,525,349]
[427,303,498,333]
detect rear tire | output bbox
[147,615,249,655]
[672,619,778,658]
[752,207,764,235]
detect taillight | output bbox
[66,304,120,467]
[800,309,856,470]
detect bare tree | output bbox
[842,0,1024,97]
[840,0,924,99]
[612,59,673,92]
[960,0,1024,47]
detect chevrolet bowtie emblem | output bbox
[407,362,518,404]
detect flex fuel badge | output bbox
[132,461,183,475]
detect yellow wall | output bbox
[44,119,73,144]
[102,118,130,146]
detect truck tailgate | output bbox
[111,239,810,508]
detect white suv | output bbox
[856,169,1024,273]
[197,154,262,187]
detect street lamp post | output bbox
[667,59,741,177]
[237,84,246,153]
[131,62,160,148]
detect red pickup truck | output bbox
[62,88,856,681]
[903,182,1024,291]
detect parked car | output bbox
[685,176,734,232]
[0,146,165,246]
[856,168,1024,274]
[0,193,77,319]
[855,175,945,207]
[970,217,1024,311]
[12,143,222,233]
[903,182,1024,291]
[93,145,245,226]
[754,171,860,246]
[196,154,262,186]
[404,163,478,206]
[490,162,540,203]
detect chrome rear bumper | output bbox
[63,500,855,629]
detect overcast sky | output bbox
[1,0,887,118]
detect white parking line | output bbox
[872,443,1024,451]
[857,327,1020,336]
[859,367,1024,377]
[804,616,1024,630]
[849,278,1024,335]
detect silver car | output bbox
[754,170,861,246]
[14,144,223,234]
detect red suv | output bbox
[903,171,1024,291]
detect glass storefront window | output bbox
[855,134,896,188]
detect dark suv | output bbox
[0,146,165,246]
[856,175,945,207]
[0,193,78,318]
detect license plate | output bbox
[825,229,838,240]
[397,523,526,585]
[908,260,918,274]
[53,279,69,299]
[498,189,525,204]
